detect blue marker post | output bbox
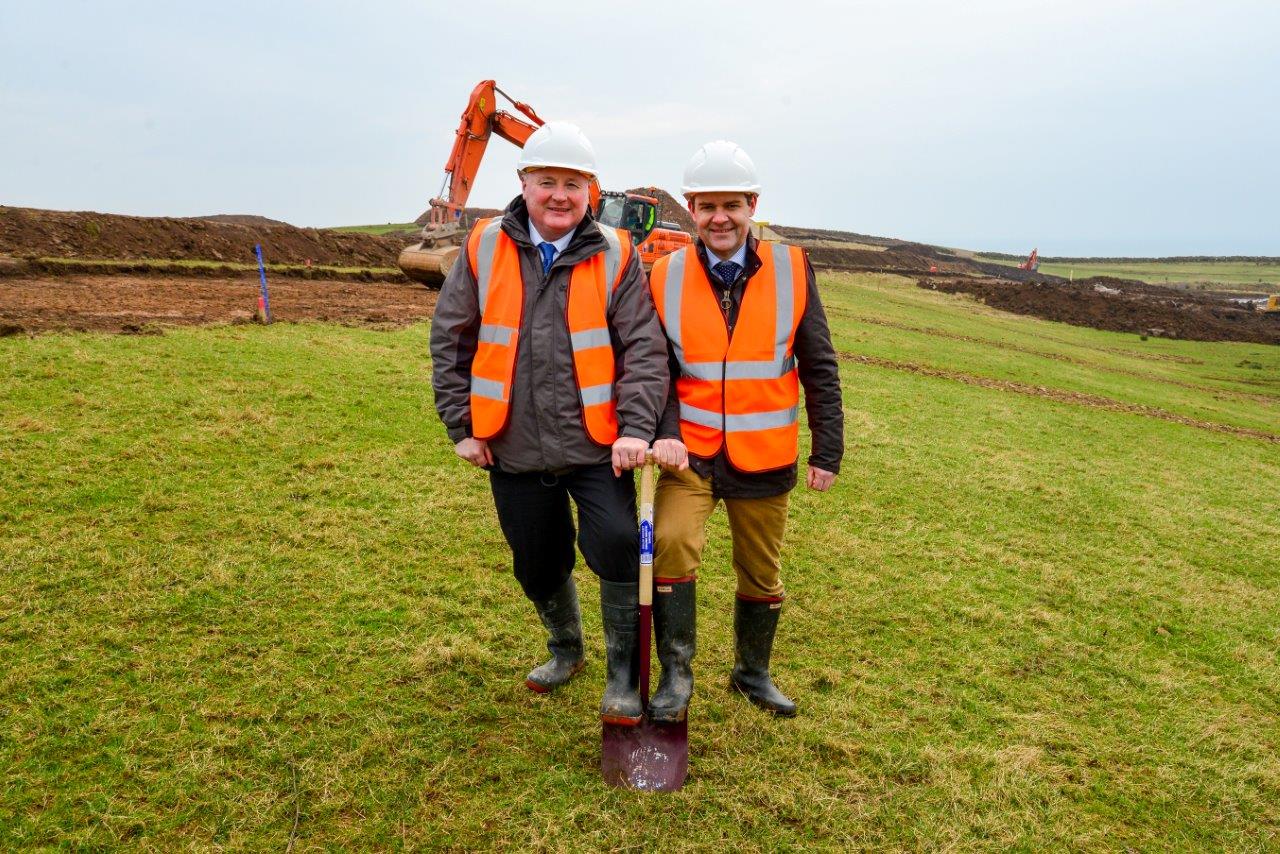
[254,243,273,324]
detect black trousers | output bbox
[489,463,638,602]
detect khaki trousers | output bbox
[653,466,788,600]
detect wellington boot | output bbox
[649,579,696,724]
[598,579,643,726]
[525,577,585,693]
[729,598,797,717]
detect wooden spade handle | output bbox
[638,458,655,608]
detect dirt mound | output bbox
[925,276,1280,345]
[771,224,984,276]
[804,242,970,275]
[0,273,436,335]
[0,206,403,268]
[191,214,294,228]
[772,225,898,247]
[625,187,695,234]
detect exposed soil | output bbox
[0,274,436,335]
[924,276,1280,346]
[1,206,404,268]
[3,205,1275,347]
[190,214,295,228]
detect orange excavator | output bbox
[1018,248,1040,272]
[399,80,691,286]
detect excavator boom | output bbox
[427,81,543,228]
[399,80,691,287]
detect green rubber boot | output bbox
[525,577,585,693]
[598,579,642,726]
[649,579,696,724]
[729,597,797,717]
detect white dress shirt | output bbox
[527,219,575,257]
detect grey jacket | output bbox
[430,196,669,474]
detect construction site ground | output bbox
[1,203,1276,345]
[0,274,436,336]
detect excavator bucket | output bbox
[398,242,460,288]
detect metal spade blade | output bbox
[602,716,688,791]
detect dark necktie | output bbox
[538,242,557,274]
[713,260,741,286]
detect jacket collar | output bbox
[499,195,606,266]
[695,234,763,282]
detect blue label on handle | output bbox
[639,519,654,562]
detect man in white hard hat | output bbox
[646,140,843,720]
[431,121,668,726]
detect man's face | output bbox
[688,192,758,259]
[520,167,590,242]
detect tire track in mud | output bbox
[842,313,1278,407]
[840,351,1280,445]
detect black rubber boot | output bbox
[525,577,585,693]
[649,579,696,724]
[598,579,642,726]
[729,598,797,717]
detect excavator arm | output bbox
[426,80,544,228]
[399,80,688,286]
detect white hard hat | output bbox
[681,140,761,198]
[517,121,598,178]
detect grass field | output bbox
[2,273,1278,849]
[329,222,418,236]
[977,256,1280,292]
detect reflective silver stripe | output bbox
[570,327,611,351]
[579,383,613,406]
[681,361,723,381]
[726,406,798,432]
[723,355,795,380]
[679,402,723,430]
[772,244,795,361]
[662,248,688,363]
[470,376,505,402]
[475,218,504,311]
[478,323,515,346]
[596,223,622,310]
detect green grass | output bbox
[977,256,1280,292]
[329,222,419,236]
[2,274,1278,849]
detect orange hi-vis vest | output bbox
[466,217,633,445]
[649,242,807,473]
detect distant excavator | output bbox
[399,80,691,286]
[1018,248,1040,272]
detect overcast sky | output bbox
[3,1,1277,256]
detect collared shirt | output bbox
[527,219,574,257]
[705,240,748,271]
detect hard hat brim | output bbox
[519,162,598,178]
[681,184,762,198]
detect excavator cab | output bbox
[595,191,657,246]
